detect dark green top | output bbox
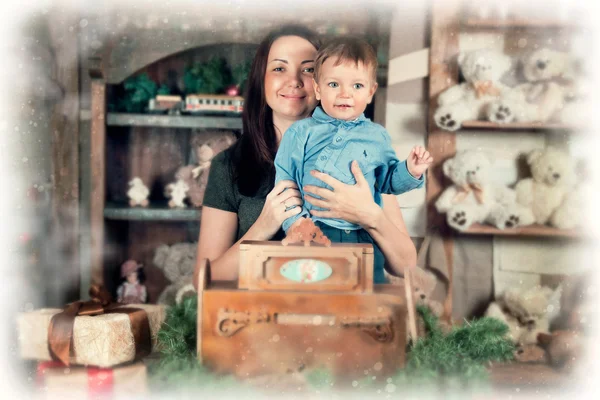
[202,147,285,241]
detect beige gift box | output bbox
[35,361,148,399]
[18,304,165,368]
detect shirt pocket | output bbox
[333,142,379,183]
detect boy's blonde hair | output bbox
[314,37,378,82]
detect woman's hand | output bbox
[303,161,382,229]
[251,180,303,240]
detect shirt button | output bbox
[344,229,352,234]
[320,155,327,161]
[335,137,342,143]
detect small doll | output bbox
[116,259,147,304]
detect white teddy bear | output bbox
[515,147,576,227]
[434,49,516,131]
[485,285,562,345]
[165,178,190,208]
[435,150,534,232]
[127,177,150,207]
[489,48,572,124]
[549,160,590,230]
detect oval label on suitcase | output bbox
[280,259,333,283]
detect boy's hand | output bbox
[407,146,433,179]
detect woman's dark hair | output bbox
[232,25,321,197]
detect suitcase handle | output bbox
[216,309,393,342]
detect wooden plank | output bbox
[427,0,460,229]
[90,79,106,287]
[427,0,461,322]
[463,18,577,29]
[196,258,210,363]
[107,113,243,130]
[489,362,573,388]
[48,11,80,301]
[461,121,578,131]
[462,223,581,238]
[104,202,202,221]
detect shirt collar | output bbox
[311,106,367,126]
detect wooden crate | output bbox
[196,240,410,380]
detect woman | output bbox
[194,25,417,286]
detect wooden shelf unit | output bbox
[426,0,584,320]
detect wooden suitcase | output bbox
[197,240,413,380]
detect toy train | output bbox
[148,94,244,115]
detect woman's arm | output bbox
[194,180,304,288]
[371,194,417,277]
[195,206,239,284]
[304,160,417,277]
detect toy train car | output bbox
[148,95,184,114]
[184,94,244,115]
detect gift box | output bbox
[35,360,148,399]
[18,293,166,368]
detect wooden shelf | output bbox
[461,121,575,131]
[107,113,243,130]
[463,17,575,29]
[104,202,201,221]
[461,223,580,238]
[488,362,573,389]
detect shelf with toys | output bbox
[460,121,577,132]
[107,113,242,130]
[461,223,580,238]
[425,0,590,325]
[427,0,589,240]
[104,202,202,221]
[90,44,251,303]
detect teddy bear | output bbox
[281,218,331,247]
[434,150,534,232]
[485,285,562,346]
[164,178,190,208]
[514,147,576,227]
[174,133,237,208]
[153,242,197,306]
[386,266,447,340]
[434,49,517,131]
[488,48,573,124]
[127,177,150,207]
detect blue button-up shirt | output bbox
[275,106,424,232]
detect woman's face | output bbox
[264,36,318,128]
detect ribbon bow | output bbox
[452,183,485,205]
[48,285,152,366]
[472,81,501,98]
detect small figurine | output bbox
[117,260,147,304]
[127,177,150,207]
[165,178,190,208]
[282,218,331,247]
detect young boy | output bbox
[274,37,432,283]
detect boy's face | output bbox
[314,57,377,121]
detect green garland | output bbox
[151,299,514,394]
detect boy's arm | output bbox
[274,126,310,232]
[375,129,424,195]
